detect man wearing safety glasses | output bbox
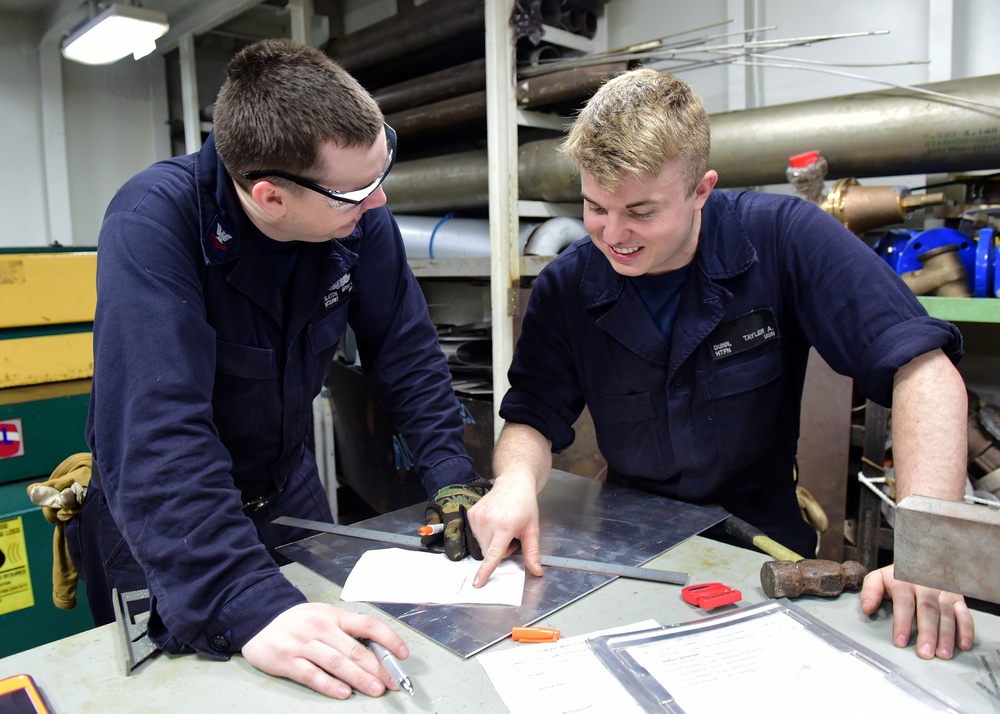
[71,39,482,699]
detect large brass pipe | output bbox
[383,74,1000,213]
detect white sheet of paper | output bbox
[477,620,661,714]
[339,547,525,606]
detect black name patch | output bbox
[709,308,779,360]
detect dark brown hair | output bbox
[213,38,384,190]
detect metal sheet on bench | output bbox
[278,469,723,658]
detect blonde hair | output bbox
[561,68,710,193]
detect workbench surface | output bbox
[2,536,997,713]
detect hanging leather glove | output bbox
[423,480,491,561]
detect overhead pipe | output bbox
[350,33,484,90]
[517,61,629,107]
[373,58,486,115]
[385,150,492,214]
[394,214,541,259]
[393,214,585,259]
[523,216,588,255]
[324,0,484,74]
[386,90,487,138]
[384,139,580,214]
[710,74,1000,186]
[383,74,1000,212]
[386,62,629,138]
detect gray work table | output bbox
[2,536,998,713]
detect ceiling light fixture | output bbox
[61,3,170,65]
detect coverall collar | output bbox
[192,132,360,334]
[578,191,760,373]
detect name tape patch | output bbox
[709,308,779,360]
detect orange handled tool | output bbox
[512,626,561,643]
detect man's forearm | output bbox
[492,422,553,494]
[890,349,967,501]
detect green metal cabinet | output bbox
[0,380,94,658]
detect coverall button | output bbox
[209,635,229,652]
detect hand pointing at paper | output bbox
[468,423,552,588]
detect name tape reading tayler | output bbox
[710,308,779,360]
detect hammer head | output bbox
[760,559,867,599]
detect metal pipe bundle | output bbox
[383,74,1000,213]
[383,62,629,138]
[324,0,485,74]
[373,59,487,115]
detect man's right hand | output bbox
[467,471,544,587]
[241,603,408,699]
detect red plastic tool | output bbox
[681,582,742,610]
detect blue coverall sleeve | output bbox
[773,199,962,406]
[347,208,479,495]
[89,204,304,658]
[499,252,587,452]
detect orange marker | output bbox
[418,523,444,536]
[512,626,560,643]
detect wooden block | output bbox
[894,495,1000,604]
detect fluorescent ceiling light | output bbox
[61,4,170,65]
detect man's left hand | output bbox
[423,482,490,561]
[860,564,975,659]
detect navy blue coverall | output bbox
[73,134,477,658]
[500,189,962,556]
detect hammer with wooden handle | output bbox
[721,512,867,598]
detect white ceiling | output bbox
[3,0,293,51]
[0,0,201,19]
[0,0,59,11]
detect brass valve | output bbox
[821,177,947,236]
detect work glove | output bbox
[423,480,491,561]
[796,485,829,534]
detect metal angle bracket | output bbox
[112,587,159,676]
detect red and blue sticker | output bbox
[0,419,25,460]
[203,217,236,261]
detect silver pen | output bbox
[368,640,415,696]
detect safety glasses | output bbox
[242,123,396,207]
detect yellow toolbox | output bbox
[0,249,97,388]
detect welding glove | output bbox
[26,452,92,610]
[423,481,490,561]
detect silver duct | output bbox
[382,74,1000,215]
